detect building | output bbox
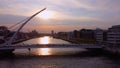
[51,30,54,37]
[94,28,107,43]
[73,30,79,38]
[67,32,74,40]
[107,25,120,45]
[79,29,95,39]
[57,32,67,38]
[0,26,10,39]
[0,26,10,44]
[0,26,9,36]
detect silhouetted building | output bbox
[51,30,54,37]
[79,29,95,39]
[107,25,120,45]
[0,26,10,36]
[67,32,74,40]
[0,26,10,44]
[73,30,79,38]
[94,28,107,43]
[0,26,10,39]
[57,32,67,38]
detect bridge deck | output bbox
[0,44,103,50]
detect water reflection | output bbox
[39,36,50,44]
[38,48,51,55]
[38,36,52,55]
[15,36,82,56]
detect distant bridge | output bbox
[0,44,104,50]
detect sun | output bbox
[39,11,53,19]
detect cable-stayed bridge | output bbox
[0,8,103,53]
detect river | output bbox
[0,36,120,68]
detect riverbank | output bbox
[13,36,42,44]
[54,37,82,44]
[54,37,120,58]
[54,37,96,44]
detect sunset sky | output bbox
[0,0,120,33]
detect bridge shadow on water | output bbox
[0,50,120,60]
[0,51,110,60]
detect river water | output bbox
[0,36,120,68]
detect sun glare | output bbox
[39,11,53,19]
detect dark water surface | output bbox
[0,36,120,68]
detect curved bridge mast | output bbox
[5,8,46,46]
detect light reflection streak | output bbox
[39,36,50,44]
[37,36,52,55]
[38,48,51,55]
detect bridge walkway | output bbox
[0,44,104,50]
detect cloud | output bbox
[1,0,120,15]
[0,0,120,32]
[79,0,120,13]
[0,0,94,16]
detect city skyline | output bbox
[0,0,120,33]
